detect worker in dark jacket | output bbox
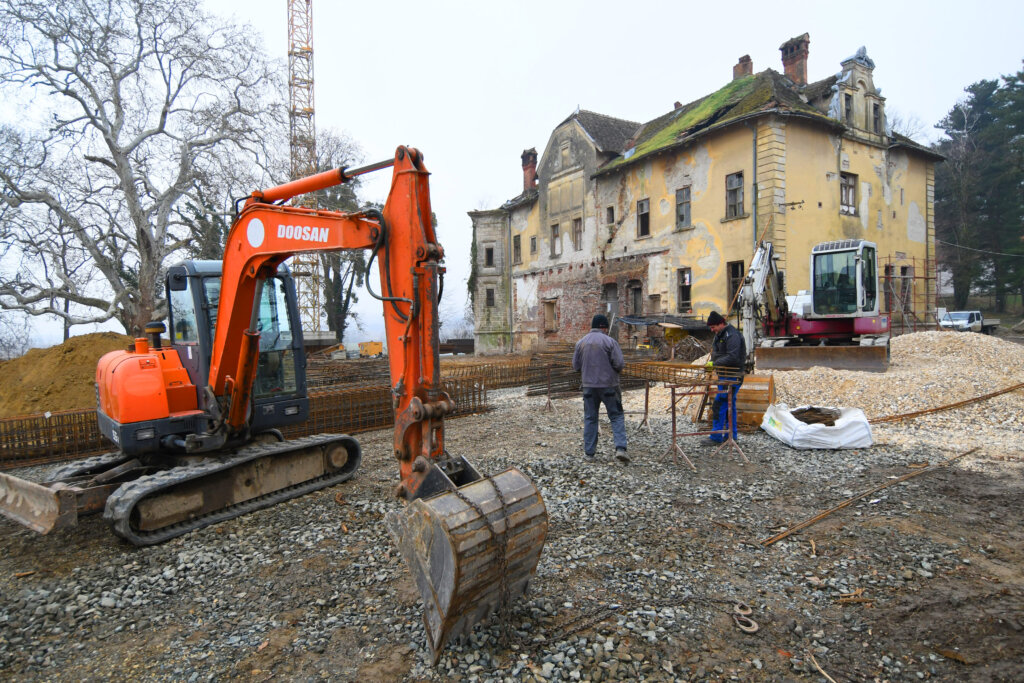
[572,314,629,463]
[705,310,746,444]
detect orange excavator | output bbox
[0,147,548,661]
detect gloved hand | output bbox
[704,361,714,370]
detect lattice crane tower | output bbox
[287,0,325,337]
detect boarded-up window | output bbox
[726,173,743,218]
[560,142,570,168]
[628,280,643,315]
[675,186,691,229]
[571,177,583,209]
[544,300,557,331]
[572,217,582,251]
[872,103,881,133]
[637,198,650,237]
[512,235,521,264]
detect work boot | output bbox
[615,448,630,464]
[701,437,723,447]
[584,451,595,460]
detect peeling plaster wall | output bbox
[783,120,933,297]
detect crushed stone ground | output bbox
[0,330,1021,681]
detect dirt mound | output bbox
[0,332,132,418]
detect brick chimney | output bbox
[521,148,538,192]
[779,33,810,86]
[733,55,753,80]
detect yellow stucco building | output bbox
[470,35,941,354]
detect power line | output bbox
[936,239,1024,258]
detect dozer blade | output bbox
[756,345,889,373]
[0,473,78,534]
[386,467,548,663]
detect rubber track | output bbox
[103,434,360,546]
[45,451,134,483]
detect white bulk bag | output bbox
[760,403,873,449]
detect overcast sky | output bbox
[24,0,1024,346]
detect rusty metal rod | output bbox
[759,447,980,546]
[868,381,1024,424]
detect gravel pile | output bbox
[1,334,1022,681]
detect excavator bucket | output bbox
[755,344,889,373]
[386,467,548,663]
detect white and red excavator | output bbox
[738,239,891,372]
[0,147,548,661]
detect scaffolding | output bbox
[880,254,939,335]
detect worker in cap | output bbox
[572,314,629,463]
[705,310,746,445]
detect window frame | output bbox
[484,246,494,267]
[606,206,615,224]
[677,268,692,313]
[636,198,650,238]
[512,235,522,264]
[549,223,562,257]
[844,93,854,126]
[872,102,881,133]
[529,235,537,254]
[840,172,857,215]
[543,300,558,332]
[725,172,744,219]
[675,186,691,230]
[571,216,583,251]
[485,288,495,308]
[727,260,745,311]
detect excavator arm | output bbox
[206,146,451,500]
[210,146,548,660]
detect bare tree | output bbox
[0,0,285,335]
[0,310,31,360]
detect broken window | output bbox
[844,93,854,126]
[484,246,494,267]
[725,172,743,219]
[544,300,558,332]
[872,102,881,133]
[606,206,615,224]
[572,217,583,251]
[636,198,650,237]
[512,235,521,264]
[677,268,692,313]
[727,260,744,311]
[530,235,537,254]
[550,224,561,257]
[675,186,691,229]
[485,288,495,307]
[840,173,857,215]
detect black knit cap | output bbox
[706,311,726,326]
[591,314,609,329]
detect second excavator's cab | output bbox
[166,260,310,435]
[810,239,879,318]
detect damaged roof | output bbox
[559,110,641,154]
[596,69,839,176]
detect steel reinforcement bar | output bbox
[0,376,489,471]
